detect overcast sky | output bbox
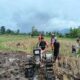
[0,0,80,32]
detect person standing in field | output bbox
[39,37,48,59]
[71,38,80,56]
[50,33,56,50]
[53,39,60,62]
[76,38,80,55]
[72,45,76,56]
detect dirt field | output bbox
[0,51,80,80]
[0,35,80,80]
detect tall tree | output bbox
[66,27,80,38]
[6,29,12,34]
[0,26,6,34]
[31,26,39,36]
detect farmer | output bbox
[39,37,48,59]
[50,33,56,50]
[76,38,80,55]
[53,39,60,62]
[72,45,76,56]
[71,38,80,56]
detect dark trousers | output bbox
[54,51,59,61]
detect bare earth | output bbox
[0,51,80,80]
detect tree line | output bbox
[31,26,80,38]
[0,26,80,38]
[65,26,80,38]
[0,26,20,35]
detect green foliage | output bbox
[0,26,6,34]
[16,29,20,34]
[6,29,15,34]
[45,31,63,37]
[0,26,21,35]
[54,32,63,37]
[31,26,40,36]
[45,32,51,37]
[65,27,80,38]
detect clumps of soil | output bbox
[0,51,80,80]
[0,51,29,80]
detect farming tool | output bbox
[24,48,55,80]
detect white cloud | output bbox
[0,0,80,32]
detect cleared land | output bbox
[0,35,80,80]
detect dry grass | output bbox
[0,35,76,55]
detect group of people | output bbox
[38,33,60,62]
[38,33,80,61]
